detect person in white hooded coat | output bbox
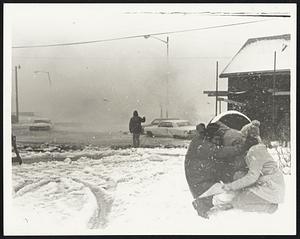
[221,124,285,213]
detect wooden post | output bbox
[215,61,219,116]
[272,51,276,139]
[15,66,19,123]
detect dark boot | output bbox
[192,197,213,219]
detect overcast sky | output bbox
[5,4,295,131]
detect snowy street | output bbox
[5,4,296,235]
[8,146,295,235]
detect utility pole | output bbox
[166,36,169,118]
[219,100,222,114]
[272,51,277,139]
[215,61,219,116]
[15,65,20,123]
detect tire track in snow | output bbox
[13,175,116,229]
[13,180,34,194]
[71,178,115,229]
[14,177,60,197]
[11,147,187,231]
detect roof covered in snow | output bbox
[220,34,290,78]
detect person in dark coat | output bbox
[185,123,206,194]
[185,123,246,218]
[129,110,146,148]
[12,135,22,165]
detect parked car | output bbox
[144,119,196,139]
[141,118,179,134]
[29,118,52,131]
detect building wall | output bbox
[227,72,290,141]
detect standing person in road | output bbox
[12,135,22,165]
[129,110,146,148]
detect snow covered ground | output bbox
[5,146,296,235]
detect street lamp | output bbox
[144,35,170,118]
[34,70,51,86]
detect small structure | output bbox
[205,34,290,141]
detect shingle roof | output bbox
[220,34,290,78]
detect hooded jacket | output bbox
[129,115,146,134]
[226,143,285,203]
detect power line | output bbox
[12,56,232,59]
[12,19,270,49]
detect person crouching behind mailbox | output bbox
[185,123,245,218]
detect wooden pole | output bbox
[215,61,219,116]
[166,36,169,118]
[272,51,277,139]
[15,66,19,123]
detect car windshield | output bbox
[176,121,190,127]
[159,122,173,127]
[151,119,161,125]
[34,120,50,123]
[152,118,179,125]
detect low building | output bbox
[11,112,35,124]
[218,34,290,141]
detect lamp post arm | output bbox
[147,35,168,44]
[34,71,51,86]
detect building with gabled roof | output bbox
[220,34,290,77]
[219,34,290,141]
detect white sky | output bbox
[4,3,296,130]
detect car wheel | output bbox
[146,131,153,137]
